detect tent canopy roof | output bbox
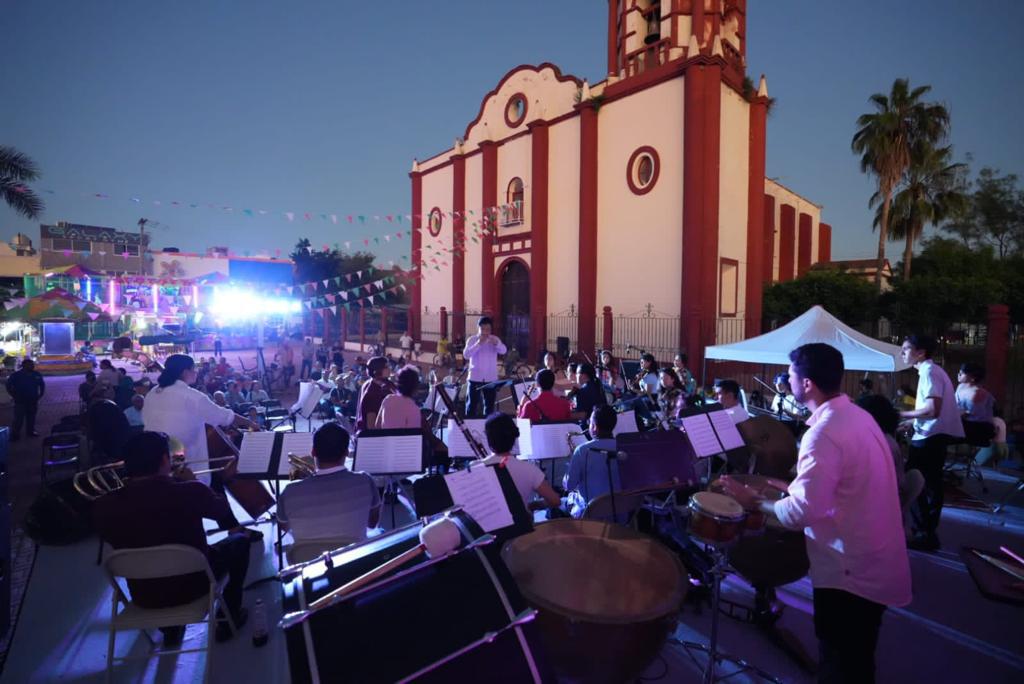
[705,306,910,372]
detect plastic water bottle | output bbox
[252,598,269,647]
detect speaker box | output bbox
[556,336,570,360]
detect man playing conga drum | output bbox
[720,343,910,684]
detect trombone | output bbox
[288,452,317,479]
[72,454,238,500]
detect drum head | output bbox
[691,491,745,519]
[711,475,789,503]
[737,416,798,479]
[502,519,686,624]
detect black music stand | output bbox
[353,428,429,528]
[617,430,698,491]
[589,446,626,523]
[479,379,517,412]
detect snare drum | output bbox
[687,491,746,545]
[281,510,548,683]
[502,519,687,683]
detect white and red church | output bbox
[409,0,831,366]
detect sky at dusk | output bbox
[2,1,1022,265]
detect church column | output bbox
[798,212,813,276]
[409,163,422,341]
[762,195,776,285]
[607,0,619,76]
[818,223,832,262]
[452,153,466,336]
[700,56,722,352]
[480,141,498,317]
[681,54,706,363]
[779,203,796,282]
[578,103,599,356]
[744,77,769,337]
[528,120,550,360]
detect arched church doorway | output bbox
[499,259,530,359]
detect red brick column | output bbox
[577,103,599,356]
[986,304,1010,406]
[779,204,796,282]
[745,87,769,336]
[602,306,614,351]
[798,212,813,276]
[440,306,449,341]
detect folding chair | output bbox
[103,544,237,683]
[285,536,362,565]
[40,433,84,485]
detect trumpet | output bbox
[288,453,317,479]
[72,455,237,500]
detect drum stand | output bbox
[676,543,783,684]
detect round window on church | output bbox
[627,146,660,195]
[428,207,443,237]
[504,93,528,128]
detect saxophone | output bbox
[566,431,587,457]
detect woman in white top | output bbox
[142,354,258,480]
[376,365,424,429]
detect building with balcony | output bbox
[410,0,831,363]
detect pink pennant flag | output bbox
[363,239,369,247]
[87,312,100,321]
[386,215,393,222]
[346,215,353,223]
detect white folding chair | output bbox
[285,536,362,565]
[103,544,237,683]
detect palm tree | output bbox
[0,146,44,219]
[872,143,967,279]
[852,79,949,291]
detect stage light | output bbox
[209,287,300,321]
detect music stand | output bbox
[290,382,327,432]
[617,430,698,491]
[353,428,428,527]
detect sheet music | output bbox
[526,423,580,460]
[681,414,724,458]
[445,418,489,458]
[515,418,532,457]
[613,410,639,436]
[444,466,514,532]
[355,434,423,474]
[279,432,315,476]
[237,431,276,474]
[708,410,746,451]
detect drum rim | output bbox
[502,520,688,623]
[689,491,746,522]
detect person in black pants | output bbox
[463,317,506,417]
[6,358,45,441]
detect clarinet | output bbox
[433,381,490,460]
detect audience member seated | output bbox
[212,391,228,408]
[564,406,623,520]
[123,394,146,429]
[93,431,250,644]
[78,371,97,405]
[714,379,749,424]
[956,362,996,446]
[571,363,608,421]
[248,381,269,404]
[87,399,134,464]
[482,414,561,511]
[376,366,424,429]
[518,369,572,422]
[277,423,380,545]
[115,368,135,409]
[225,381,247,410]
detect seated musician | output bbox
[355,356,396,432]
[93,431,250,644]
[673,352,698,397]
[518,369,572,422]
[599,350,626,395]
[376,365,423,428]
[483,414,561,511]
[564,362,580,397]
[277,423,381,543]
[771,372,805,420]
[714,379,750,424]
[571,363,608,421]
[657,368,686,424]
[636,353,660,396]
[564,406,623,520]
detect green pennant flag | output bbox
[358,215,366,223]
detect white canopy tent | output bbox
[705,305,910,372]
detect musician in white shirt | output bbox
[463,316,506,417]
[142,355,258,483]
[721,343,911,684]
[713,379,749,424]
[771,372,805,419]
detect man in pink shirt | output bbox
[722,343,911,684]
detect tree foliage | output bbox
[0,145,44,220]
[941,167,1024,259]
[763,270,879,327]
[289,238,409,305]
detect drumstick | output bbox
[999,545,1024,567]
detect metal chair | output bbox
[103,544,236,683]
[40,433,84,484]
[285,536,362,565]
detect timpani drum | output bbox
[281,510,548,683]
[502,519,687,683]
[687,491,747,545]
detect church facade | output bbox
[409,0,830,365]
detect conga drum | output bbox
[502,520,687,683]
[709,474,790,534]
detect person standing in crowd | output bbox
[899,334,964,551]
[6,358,45,441]
[78,370,97,405]
[518,369,572,422]
[463,316,506,417]
[300,337,315,381]
[213,334,223,358]
[115,368,135,409]
[98,358,119,390]
[721,343,911,684]
[355,356,396,432]
[316,341,329,372]
[399,330,414,359]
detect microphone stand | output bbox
[591,445,622,523]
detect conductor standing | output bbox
[463,316,506,417]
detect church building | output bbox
[409,0,831,365]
